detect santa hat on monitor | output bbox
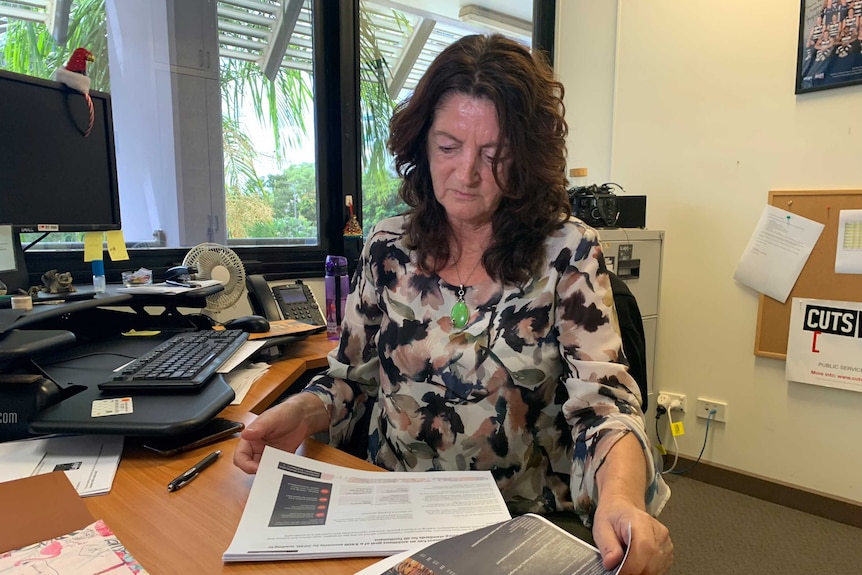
[53,47,95,136]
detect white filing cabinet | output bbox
[596,229,664,402]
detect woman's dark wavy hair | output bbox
[388,34,570,285]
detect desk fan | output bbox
[182,243,246,318]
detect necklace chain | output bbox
[453,256,482,292]
[449,255,482,329]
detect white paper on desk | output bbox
[0,224,15,272]
[0,435,123,496]
[733,205,824,303]
[223,446,511,562]
[116,278,223,294]
[226,361,270,404]
[217,340,267,373]
[835,210,862,274]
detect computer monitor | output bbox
[0,69,121,294]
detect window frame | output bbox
[21,0,555,286]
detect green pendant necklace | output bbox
[450,257,482,329]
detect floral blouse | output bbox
[303,215,669,525]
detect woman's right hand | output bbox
[233,392,329,474]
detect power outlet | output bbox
[696,398,727,423]
[656,392,686,412]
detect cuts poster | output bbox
[786,298,862,392]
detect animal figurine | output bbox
[37,270,77,294]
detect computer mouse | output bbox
[223,315,270,333]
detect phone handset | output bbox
[246,274,282,320]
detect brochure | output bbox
[356,513,630,575]
[223,446,512,562]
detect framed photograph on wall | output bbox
[795,0,862,94]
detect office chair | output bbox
[607,270,649,411]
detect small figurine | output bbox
[53,47,95,137]
[343,195,363,238]
[36,269,77,294]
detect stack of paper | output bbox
[225,361,271,404]
[0,435,123,496]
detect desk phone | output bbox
[247,275,325,326]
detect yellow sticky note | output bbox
[122,329,162,337]
[83,232,104,262]
[106,230,129,261]
[670,421,685,437]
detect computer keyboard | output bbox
[98,329,249,392]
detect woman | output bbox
[235,34,672,574]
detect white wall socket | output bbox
[696,398,727,423]
[656,392,686,412]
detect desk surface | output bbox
[85,334,381,574]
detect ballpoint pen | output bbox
[167,450,221,492]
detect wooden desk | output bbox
[85,334,379,574]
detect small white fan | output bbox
[182,243,246,316]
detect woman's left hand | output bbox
[591,498,673,575]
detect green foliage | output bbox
[0,0,109,90]
[266,164,317,222]
[361,169,406,232]
[219,58,312,164]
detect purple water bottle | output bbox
[325,255,349,340]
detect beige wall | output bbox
[557,0,862,504]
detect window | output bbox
[0,0,553,283]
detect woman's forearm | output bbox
[595,432,648,509]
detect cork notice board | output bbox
[755,190,862,359]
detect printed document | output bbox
[356,514,630,575]
[733,205,824,302]
[223,446,511,561]
[0,225,14,272]
[835,209,862,274]
[0,435,123,496]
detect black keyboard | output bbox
[98,329,249,391]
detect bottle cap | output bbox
[92,259,105,276]
[325,255,348,276]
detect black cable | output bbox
[23,232,50,252]
[654,405,667,446]
[654,405,668,468]
[668,410,716,475]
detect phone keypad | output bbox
[282,303,322,324]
